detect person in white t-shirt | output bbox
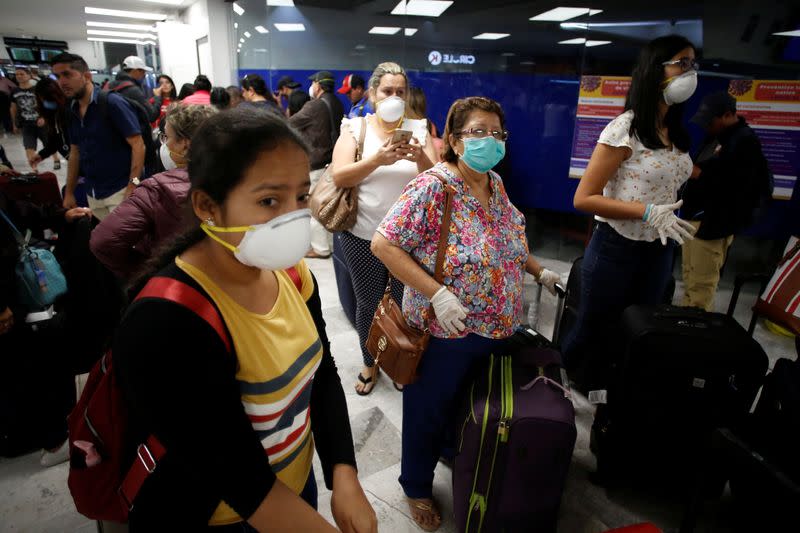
[330,62,438,396]
[564,35,699,394]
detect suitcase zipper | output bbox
[466,354,496,533]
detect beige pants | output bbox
[87,187,127,221]
[681,221,734,311]
[309,168,332,256]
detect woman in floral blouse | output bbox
[372,97,560,531]
[564,35,698,396]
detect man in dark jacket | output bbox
[289,70,344,258]
[680,91,772,311]
[107,56,158,122]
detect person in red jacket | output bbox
[149,74,177,128]
[90,104,217,279]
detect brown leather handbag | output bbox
[366,173,455,385]
[309,117,367,232]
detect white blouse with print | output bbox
[595,109,693,242]
[342,115,428,241]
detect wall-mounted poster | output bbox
[729,80,800,200]
[569,76,631,178]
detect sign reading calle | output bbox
[428,50,476,66]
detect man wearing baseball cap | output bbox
[107,55,158,122]
[289,70,344,258]
[338,73,373,119]
[680,91,772,311]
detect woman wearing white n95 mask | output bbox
[329,62,439,396]
[564,35,699,394]
[372,97,559,531]
[112,109,376,532]
[90,103,217,280]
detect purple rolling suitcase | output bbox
[453,341,576,533]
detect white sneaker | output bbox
[40,440,69,467]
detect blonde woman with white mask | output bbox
[330,62,438,396]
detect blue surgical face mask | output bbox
[42,100,58,110]
[460,136,506,173]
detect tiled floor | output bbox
[0,133,795,532]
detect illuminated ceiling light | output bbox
[558,37,587,44]
[88,37,148,45]
[404,28,418,36]
[86,21,155,31]
[274,23,305,31]
[267,0,295,5]
[244,31,251,37]
[87,29,157,39]
[234,22,238,29]
[232,2,244,16]
[255,25,269,33]
[84,7,167,20]
[530,7,602,22]
[774,29,800,37]
[391,1,453,18]
[585,40,611,47]
[240,38,245,43]
[369,26,401,35]
[473,33,510,40]
[139,0,184,5]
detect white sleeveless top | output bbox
[342,115,428,240]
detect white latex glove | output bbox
[536,268,561,296]
[644,200,696,245]
[430,286,468,335]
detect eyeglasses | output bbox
[458,128,509,141]
[662,58,700,72]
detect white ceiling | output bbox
[0,0,191,41]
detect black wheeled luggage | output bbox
[592,305,769,487]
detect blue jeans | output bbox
[400,334,506,499]
[208,468,318,531]
[562,222,674,389]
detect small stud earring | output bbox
[205,218,215,226]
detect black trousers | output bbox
[338,231,404,367]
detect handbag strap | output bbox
[356,117,367,162]
[384,168,455,327]
[0,207,25,246]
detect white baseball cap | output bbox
[121,56,153,72]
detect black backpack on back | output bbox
[97,82,157,179]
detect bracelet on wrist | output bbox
[643,203,653,222]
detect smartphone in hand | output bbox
[391,129,413,144]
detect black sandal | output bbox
[393,382,404,392]
[355,369,379,396]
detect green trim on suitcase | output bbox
[465,354,495,533]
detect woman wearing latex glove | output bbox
[644,199,696,245]
[566,35,699,388]
[372,97,544,532]
[526,255,561,296]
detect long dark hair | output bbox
[131,108,309,289]
[241,74,279,105]
[625,35,695,152]
[156,74,177,99]
[177,83,196,100]
[34,77,67,136]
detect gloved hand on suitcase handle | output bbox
[430,286,469,335]
[643,200,696,245]
[536,268,561,296]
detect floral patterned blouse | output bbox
[596,110,693,242]
[377,162,529,340]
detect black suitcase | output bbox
[0,170,62,206]
[592,305,769,487]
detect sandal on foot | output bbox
[406,497,441,532]
[355,369,379,396]
[393,381,404,392]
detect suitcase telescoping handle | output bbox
[528,281,566,342]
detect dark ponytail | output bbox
[129,107,309,291]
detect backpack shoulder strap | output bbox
[285,266,302,292]
[135,277,231,354]
[319,95,338,145]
